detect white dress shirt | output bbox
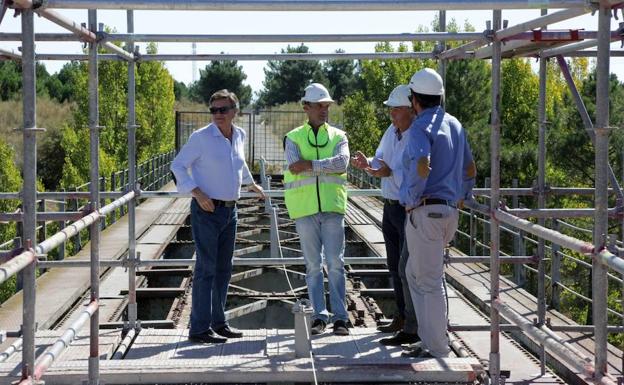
[170,123,254,201]
[370,124,410,200]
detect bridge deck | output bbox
[0,328,482,384]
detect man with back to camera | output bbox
[171,89,265,344]
[283,83,351,336]
[350,85,419,346]
[400,68,476,358]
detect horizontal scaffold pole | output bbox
[21,0,591,11]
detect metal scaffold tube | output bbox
[34,52,437,61]
[492,299,617,384]
[87,9,100,384]
[555,55,624,202]
[32,0,591,11]
[464,200,624,276]
[126,9,138,331]
[0,192,136,285]
[27,300,99,383]
[489,9,502,385]
[10,0,134,61]
[20,8,37,383]
[104,32,483,43]
[593,0,611,378]
[537,8,547,374]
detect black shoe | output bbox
[310,319,327,335]
[377,316,404,333]
[333,320,350,336]
[379,331,420,346]
[215,325,243,338]
[188,330,227,344]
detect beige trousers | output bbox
[404,204,458,357]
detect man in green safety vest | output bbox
[283,83,350,336]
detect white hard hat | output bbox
[301,83,334,103]
[409,68,444,96]
[383,85,412,107]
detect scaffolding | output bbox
[0,0,623,383]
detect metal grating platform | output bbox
[0,328,483,384]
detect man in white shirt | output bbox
[351,85,419,346]
[171,89,264,344]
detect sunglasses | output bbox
[209,106,235,114]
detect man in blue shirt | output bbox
[171,89,265,344]
[351,85,419,346]
[400,68,476,358]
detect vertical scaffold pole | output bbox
[438,10,447,88]
[593,0,610,379]
[88,9,101,385]
[537,7,548,376]
[126,9,138,330]
[20,8,37,382]
[489,9,502,385]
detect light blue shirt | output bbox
[370,123,410,200]
[400,106,475,208]
[170,123,254,200]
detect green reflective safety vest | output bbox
[283,122,348,220]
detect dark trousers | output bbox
[189,199,237,335]
[382,201,418,333]
[382,201,407,316]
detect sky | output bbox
[0,7,623,97]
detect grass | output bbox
[0,96,75,168]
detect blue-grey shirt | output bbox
[399,106,475,208]
[170,123,254,200]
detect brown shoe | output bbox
[377,316,404,333]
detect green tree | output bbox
[136,42,176,162]
[195,60,252,108]
[173,80,189,101]
[257,44,326,108]
[0,138,21,302]
[322,50,359,104]
[342,92,381,156]
[0,138,22,241]
[60,41,175,188]
[549,66,624,186]
[46,61,85,103]
[445,59,491,186]
[0,61,22,101]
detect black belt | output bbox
[417,198,456,208]
[212,199,237,208]
[383,198,401,206]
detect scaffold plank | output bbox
[0,328,482,384]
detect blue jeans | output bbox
[295,212,348,323]
[189,199,237,335]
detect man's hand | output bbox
[191,187,215,212]
[365,160,391,177]
[350,151,369,170]
[288,160,313,174]
[249,183,266,199]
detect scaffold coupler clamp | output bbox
[133,46,142,63]
[530,254,540,265]
[483,21,495,43]
[292,299,313,359]
[617,197,624,217]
